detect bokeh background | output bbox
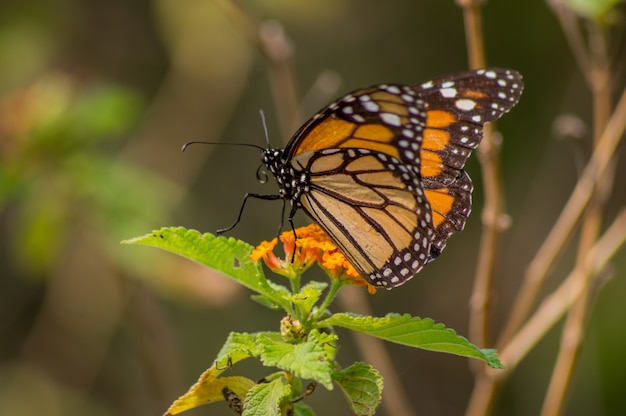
[1,1,626,415]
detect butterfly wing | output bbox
[292,148,434,288]
[280,68,523,286]
[413,68,523,254]
[285,83,426,164]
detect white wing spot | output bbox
[363,101,380,112]
[402,129,414,139]
[440,87,457,98]
[380,112,402,127]
[455,98,476,111]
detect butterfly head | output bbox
[261,147,310,202]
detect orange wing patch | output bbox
[422,128,450,151]
[293,118,356,154]
[420,150,443,178]
[461,89,488,99]
[424,188,455,229]
[426,110,457,128]
[344,124,400,157]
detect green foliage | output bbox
[0,76,177,276]
[124,227,291,310]
[321,313,503,369]
[243,377,292,416]
[332,363,383,416]
[124,227,505,414]
[258,330,336,390]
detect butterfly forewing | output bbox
[286,85,427,170]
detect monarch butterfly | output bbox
[198,68,523,289]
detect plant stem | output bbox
[540,20,613,416]
[312,279,343,321]
[497,81,626,349]
[467,208,626,416]
[457,0,503,354]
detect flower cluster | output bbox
[250,224,375,292]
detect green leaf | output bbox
[243,377,291,416]
[251,294,284,310]
[332,362,382,416]
[291,401,316,416]
[214,332,262,372]
[122,227,291,310]
[258,330,336,389]
[321,313,503,369]
[290,281,327,317]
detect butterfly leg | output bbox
[217,192,282,234]
[274,198,286,238]
[287,205,299,263]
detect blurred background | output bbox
[1,0,625,415]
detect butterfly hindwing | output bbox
[293,148,434,288]
[424,171,473,257]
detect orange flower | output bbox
[251,224,376,293]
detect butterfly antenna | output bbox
[181,141,264,152]
[259,110,271,148]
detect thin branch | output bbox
[540,20,614,416]
[467,208,626,416]
[497,83,626,348]
[457,0,487,69]
[498,208,626,373]
[457,0,505,353]
[547,0,592,78]
[468,84,626,415]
